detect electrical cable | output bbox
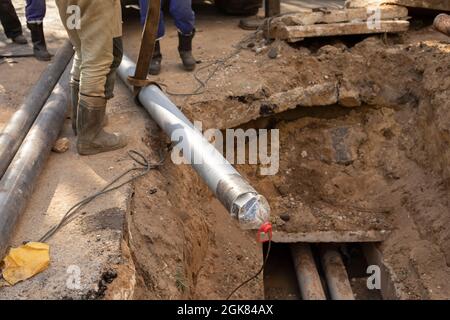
[226,239,272,300]
[0,53,34,59]
[38,149,165,243]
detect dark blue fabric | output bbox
[25,0,46,22]
[139,0,195,38]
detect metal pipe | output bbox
[434,14,450,36]
[290,243,326,300]
[0,66,71,258]
[0,40,73,179]
[320,246,355,300]
[117,54,270,229]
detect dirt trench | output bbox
[118,22,449,299]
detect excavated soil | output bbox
[127,20,450,299]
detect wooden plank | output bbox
[347,0,450,11]
[272,20,410,40]
[276,5,408,26]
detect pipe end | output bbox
[232,193,271,230]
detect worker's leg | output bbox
[104,37,123,101]
[26,0,51,60]
[25,0,46,23]
[55,0,82,135]
[169,0,196,71]
[70,49,82,135]
[55,0,127,155]
[139,0,165,37]
[0,0,26,43]
[170,0,195,35]
[140,0,165,75]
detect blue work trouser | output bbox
[25,0,45,23]
[139,0,195,38]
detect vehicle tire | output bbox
[215,0,261,16]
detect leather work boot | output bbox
[77,96,127,156]
[148,40,162,75]
[178,30,196,71]
[27,22,51,61]
[12,34,28,44]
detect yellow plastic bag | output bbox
[1,242,50,285]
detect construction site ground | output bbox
[0,1,449,300]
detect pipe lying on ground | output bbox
[0,40,73,179]
[117,54,270,229]
[434,14,450,36]
[0,66,71,258]
[320,246,355,300]
[290,243,327,300]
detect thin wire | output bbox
[160,25,265,97]
[38,150,165,243]
[160,11,298,98]
[226,239,272,300]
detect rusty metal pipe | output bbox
[0,66,71,258]
[290,243,326,300]
[0,40,73,179]
[320,246,355,300]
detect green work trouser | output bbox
[55,0,123,100]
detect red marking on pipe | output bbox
[257,222,273,243]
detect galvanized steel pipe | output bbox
[0,67,71,258]
[0,40,73,179]
[117,54,270,229]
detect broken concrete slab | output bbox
[273,230,389,243]
[346,0,450,11]
[267,82,339,110]
[271,20,410,42]
[275,5,408,26]
[339,81,362,107]
[268,3,409,41]
[285,0,346,11]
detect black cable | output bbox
[0,53,34,58]
[226,239,272,300]
[38,149,165,243]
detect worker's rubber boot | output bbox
[71,82,108,136]
[149,40,162,75]
[70,80,80,136]
[178,30,196,71]
[77,96,127,156]
[27,22,51,61]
